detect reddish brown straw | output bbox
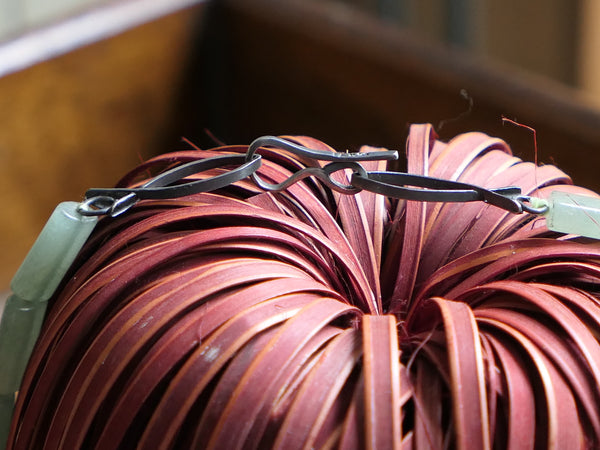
[8,125,600,449]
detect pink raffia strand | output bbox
[8,125,600,449]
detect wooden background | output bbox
[2,0,600,288]
[0,5,202,288]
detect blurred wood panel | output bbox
[483,0,578,86]
[316,0,577,86]
[0,4,204,287]
[187,0,600,192]
[3,0,600,288]
[578,0,600,105]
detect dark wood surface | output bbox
[184,0,600,191]
[0,4,205,287]
[3,0,600,286]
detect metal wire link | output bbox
[251,161,369,194]
[245,135,399,164]
[77,193,138,217]
[79,135,544,218]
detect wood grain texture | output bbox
[5,0,600,294]
[189,0,600,192]
[0,5,203,287]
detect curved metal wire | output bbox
[79,135,549,218]
[351,171,526,213]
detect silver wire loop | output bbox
[77,193,138,217]
[86,155,261,202]
[251,161,368,194]
[516,196,550,215]
[80,135,546,219]
[247,136,392,194]
[245,136,399,164]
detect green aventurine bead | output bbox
[0,202,97,448]
[546,191,600,240]
[10,202,98,302]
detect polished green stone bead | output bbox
[546,191,600,239]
